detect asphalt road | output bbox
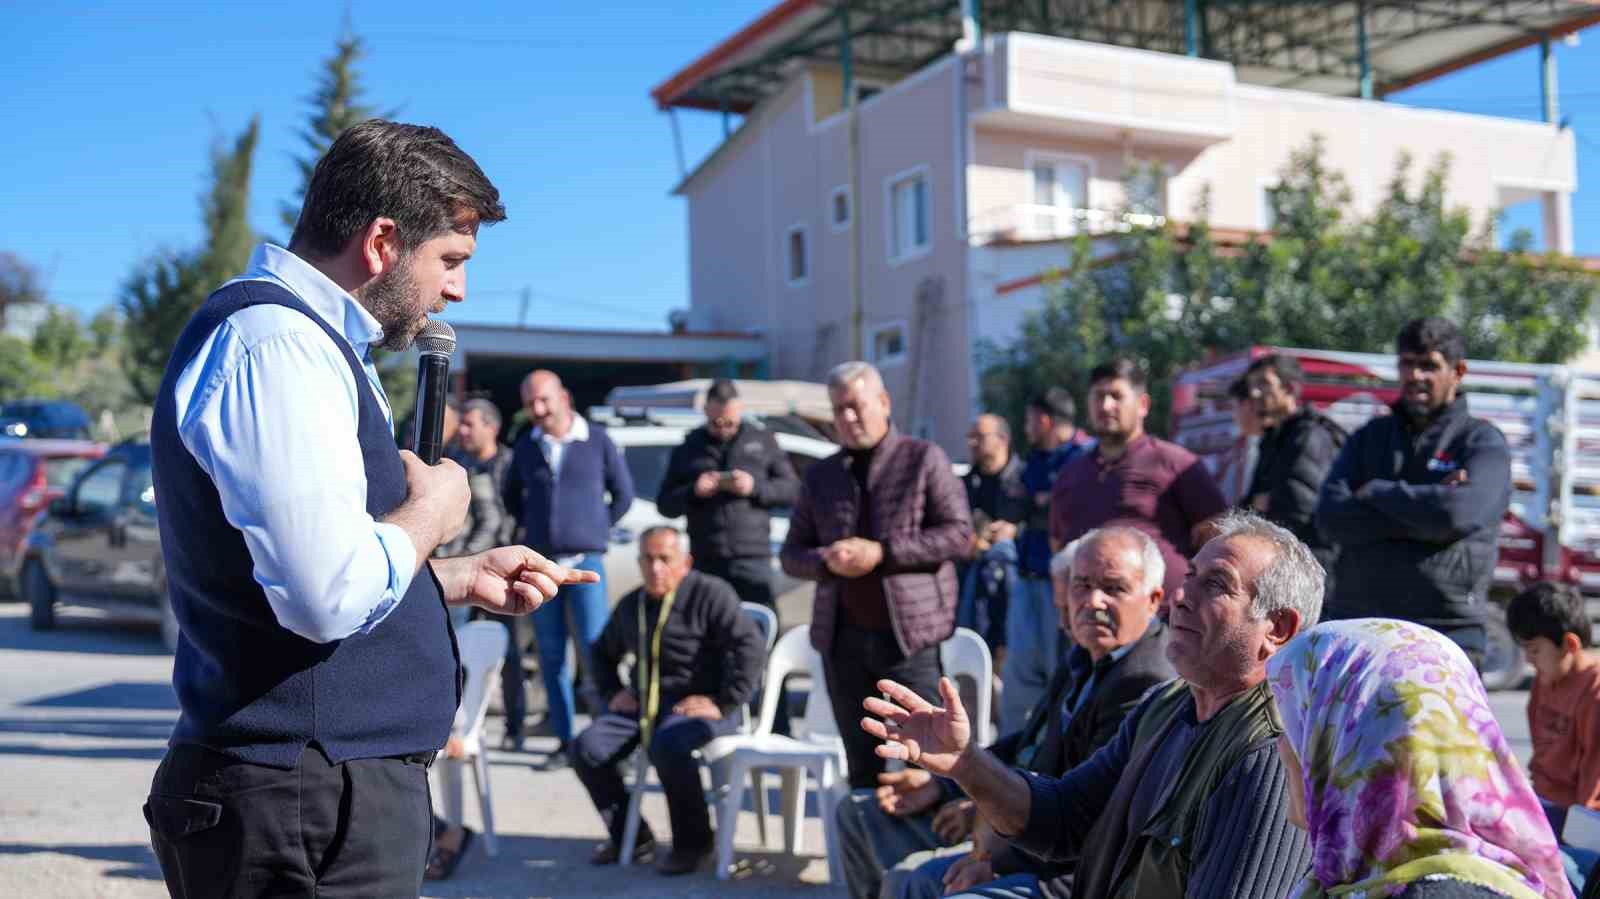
[0,601,1536,898]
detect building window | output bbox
[1125,162,1168,218]
[870,321,908,367]
[1027,152,1091,237]
[888,168,931,263]
[786,224,808,286]
[1258,180,1279,231]
[831,186,851,231]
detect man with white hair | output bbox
[783,360,973,789]
[862,510,1318,899]
[836,528,1175,899]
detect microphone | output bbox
[411,320,457,465]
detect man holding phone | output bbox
[658,378,801,619]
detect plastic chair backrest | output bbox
[455,621,510,743]
[755,626,820,737]
[739,602,779,734]
[939,627,993,746]
[741,602,778,654]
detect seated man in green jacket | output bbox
[862,510,1318,899]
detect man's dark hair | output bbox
[1246,354,1305,395]
[1507,581,1591,649]
[1028,387,1076,423]
[289,120,507,259]
[1396,317,1466,366]
[1088,358,1147,393]
[1227,376,1250,401]
[706,378,740,404]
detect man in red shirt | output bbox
[1049,358,1226,606]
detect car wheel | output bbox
[22,560,56,632]
[1478,603,1526,692]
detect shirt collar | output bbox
[534,414,590,445]
[243,243,385,354]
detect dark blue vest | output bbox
[151,279,460,769]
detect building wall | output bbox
[972,32,1578,237]
[683,57,979,453]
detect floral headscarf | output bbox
[1266,618,1571,899]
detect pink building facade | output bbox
[663,16,1585,453]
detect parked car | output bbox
[591,407,839,605]
[0,438,105,596]
[0,400,93,440]
[19,440,176,650]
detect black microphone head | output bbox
[414,320,456,357]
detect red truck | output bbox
[1172,346,1600,690]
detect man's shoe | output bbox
[657,846,712,876]
[590,837,655,865]
[500,733,524,752]
[538,740,569,771]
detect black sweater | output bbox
[1245,409,1343,567]
[657,422,800,560]
[1315,396,1511,629]
[592,570,767,715]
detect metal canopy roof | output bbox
[650,0,1600,113]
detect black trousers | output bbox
[694,554,790,734]
[569,711,737,852]
[824,627,943,790]
[694,555,776,609]
[145,743,432,898]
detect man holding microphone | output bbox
[142,120,594,897]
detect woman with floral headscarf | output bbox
[1267,618,1573,899]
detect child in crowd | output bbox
[1509,581,1600,814]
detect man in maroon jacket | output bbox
[782,361,974,788]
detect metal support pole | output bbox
[1184,0,1201,56]
[1356,0,1373,99]
[1541,37,1559,124]
[959,0,980,52]
[841,2,864,361]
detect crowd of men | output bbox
[417,313,1530,890]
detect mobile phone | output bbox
[719,471,738,485]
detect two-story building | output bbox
[654,1,1592,452]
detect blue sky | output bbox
[3,3,1597,332]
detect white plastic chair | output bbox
[1565,804,1600,853]
[711,625,848,882]
[435,620,509,856]
[619,601,779,865]
[940,627,994,747]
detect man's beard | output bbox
[358,259,425,352]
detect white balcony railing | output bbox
[967,204,1167,245]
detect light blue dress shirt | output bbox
[173,243,417,644]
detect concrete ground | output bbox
[0,600,1534,899]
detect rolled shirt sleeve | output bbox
[174,313,415,644]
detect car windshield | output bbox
[622,445,674,504]
[45,456,94,490]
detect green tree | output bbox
[121,117,260,402]
[980,137,1600,435]
[31,306,88,369]
[280,33,388,233]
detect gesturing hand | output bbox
[861,677,972,777]
[436,546,600,614]
[875,768,941,817]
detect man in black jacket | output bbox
[1315,317,1511,666]
[657,378,801,612]
[836,527,1175,899]
[1243,354,1343,576]
[569,526,766,875]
